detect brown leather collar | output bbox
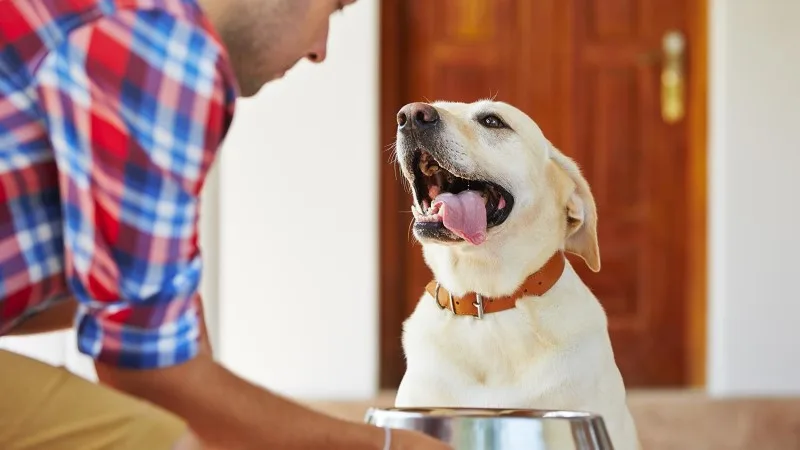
[425,251,566,318]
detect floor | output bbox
[304,390,800,450]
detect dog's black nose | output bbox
[397,102,439,131]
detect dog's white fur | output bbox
[394,100,641,450]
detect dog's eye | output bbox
[479,114,507,129]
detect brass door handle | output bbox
[661,30,686,124]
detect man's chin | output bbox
[236,65,293,98]
[254,70,288,91]
[235,73,280,98]
[236,82,262,98]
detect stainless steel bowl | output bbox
[364,407,614,450]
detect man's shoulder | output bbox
[113,0,214,30]
[0,0,221,81]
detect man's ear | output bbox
[550,146,601,272]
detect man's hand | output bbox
[390,429,455,450]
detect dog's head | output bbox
[394,100,600,278]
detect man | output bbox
[0,0,451,448]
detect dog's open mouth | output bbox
[410,149,514,245]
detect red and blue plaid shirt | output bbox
[0,0,237,368]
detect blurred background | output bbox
[2,0,799,445]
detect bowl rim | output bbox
[365,407,603,421]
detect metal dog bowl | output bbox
[365,407,614,450]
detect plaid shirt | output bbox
[0,0,237,368]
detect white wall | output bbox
[707,0,800,395]
[200,163,221,352]
[217,1,379,400]
[0,331,69,367]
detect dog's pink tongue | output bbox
[433,191,487,245]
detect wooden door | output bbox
[378,0,707,388]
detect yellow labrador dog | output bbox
[392,100,641,450]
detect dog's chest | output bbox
[428,314,562,386]
[403,300,612,404]
[413,322,613,412]
[459,329,529,377]
[421,324,592,410]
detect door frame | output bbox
[377,0,708,389]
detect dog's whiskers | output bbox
[384,142,398,162]
[406,217,417,244]
[383,141,408,187]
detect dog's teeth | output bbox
[420,160,440,176]
[419,152,434,175]
[421,164,439,176]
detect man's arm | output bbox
[34,8,386,450]
[95,343,386,449]
[94,296,384,449]
[94,304,384,449]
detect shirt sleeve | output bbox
[35,8,236,369]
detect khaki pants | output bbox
[0,349,187,450]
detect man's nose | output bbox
[307,28,329,63]
[397,102,440,131]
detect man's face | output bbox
[204,0,358,97]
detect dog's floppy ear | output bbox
[549,146,601,272]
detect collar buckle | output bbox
[473,294,485,319]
